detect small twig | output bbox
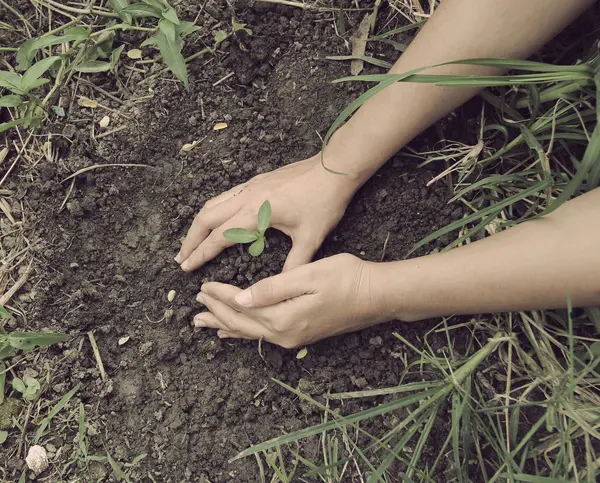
[61,162,149,182]
[87,331,107,381]
[0,259,33,306]
[96,125,128,139]
[212,72,234,87]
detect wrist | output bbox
[370,259,434,323]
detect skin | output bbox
[177,0,599,348]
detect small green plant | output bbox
[224,200,272,257]
[0,56,61,131]
[116,0,200,88]
[11,376,40,401]
[0,305,68,404]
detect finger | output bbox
[233,266,310,309]
[200,282,242,308]
[193,311,227,330]
[176,200,239,264]
[217,330,253,340]
[283,235,318,272]
[197,292,267,339]
[180,213,253,272]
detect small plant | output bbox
[0,305,69,404]
[0,56,61,132]
[116,0,200,88]
[12,376,40,401]
[224,200,271,257]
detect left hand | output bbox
[193,254,384,348]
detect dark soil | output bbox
[1,2,476,481]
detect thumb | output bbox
[234,269,307,309]
[282,236,317,272]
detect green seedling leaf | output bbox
[110,45,125,68]
[140,37,157,48]
[0,430,7,444]
[162,6,180,25]
[0,306,11,319]
[257,200,272,234]
[74,61,112,73]
[143,0,167,10]
[122,3,162,18]
[177,21,200,38]
[108,0,132,24]
[214,30,228,44]
[21,56,60,93]
[12,377,26,393]
[106,449,130,482]
[249,237,265,257]
[223,228,259,244]
[154,29,188,87]
[159,18,177,44]
[22,377,40,401]
[232,21,252,35]
[0,95,22,108]
[17,30,90,70]
[6,331,69,351]
[52,105,66,117]
[35,383,81,443]
[0,344,16,360]
[0,71,23,93]
[0,118,33,134]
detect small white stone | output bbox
[167,290,176,303]
[26,445,48,474]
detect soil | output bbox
[1,2,478,481]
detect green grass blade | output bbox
[326,55,393,69]
[407,180,549,257]
[230,382,439,462]
[35,382,81,443]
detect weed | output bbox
[11,376,40,402]
[224,200,272,257]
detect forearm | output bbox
[323,0,594,189]
[373,188,600,321]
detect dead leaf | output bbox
[180,136,206,153]
[213,122,228,131]
[350,0,381,76]
[99,116,110,128]
[351,15,371,76]
[118,335,130,346]
[296,347,308,359]
[0,147,8,165]
[127,49,143,59]
[78,98,98,108]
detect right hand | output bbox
[175,155,358,272]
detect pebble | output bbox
[167,290,176,303]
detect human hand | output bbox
[175,155,358,272]
[193,254,387,348]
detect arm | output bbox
[321,0,595,184]
[195,189,600,348]
[176,0,593,273]
[377,188,600,322]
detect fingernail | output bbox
[174,253,183,264]
[217,330,228,339]
[181,260,191,271]
[194,314,207,327]
[196,293,205,304]
[235,290,252,307]
[200,283,208,293]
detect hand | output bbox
[193,254,386,348]
[175,155,358,272]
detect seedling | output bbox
[117,0,200,88]
[12,376,40,401]
[224,200,271,257]
[0,56,61,131]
